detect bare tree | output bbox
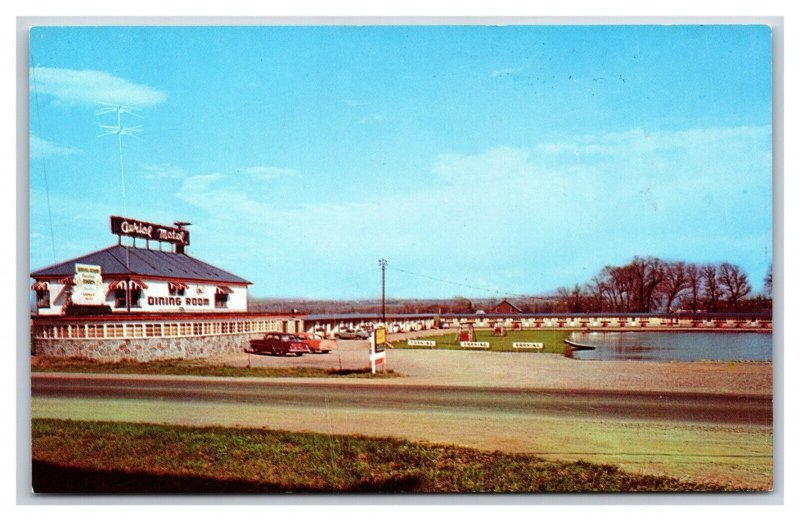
[764,264,773,296]
[684,263,703,312]
[629,256,666,312]
[588,275,608,312]
[662,261,690,312]
[556,287,571,312]
[702,264,722,312]
[718,262,751,311]
[570,284,585,313]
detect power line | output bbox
[30,62,57,263]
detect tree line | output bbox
[555,256,771,314]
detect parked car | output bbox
[249,333,311,356]
[335,328,369,340]
[295,332,335,354]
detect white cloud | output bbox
[536,126,771,158]
[173,126,771,296]
[433,147,533,184]
[30,67,167,107]
[239,166,296,179]
[29,135,80,159]
[140,163,186,179]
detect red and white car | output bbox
[249,333,311,356]
[295,332,336,354]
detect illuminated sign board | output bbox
[110,216,190,246]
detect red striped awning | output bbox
[215,286,233,295]
[107,279,148,291]
[129,279,148,290]
[58,276,75,285]
[168,281,188,292]
[31,281,49,291]
[108,280,127,291]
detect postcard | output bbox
[28,23,773,495]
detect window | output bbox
[36,288,50,308]
[129,324,143,338]
[107,324,124,338]
[114,290,127,309]
[180,323,191,336]
[145,323,162,337]
[130,289,142,308]
[70,325,85,338]
[86,324,103,338]
[215,293,229,309]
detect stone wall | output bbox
[33,333,263,362]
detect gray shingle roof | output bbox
[31,245,251,284]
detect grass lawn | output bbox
[394,329,572,354]
[31,419,732,493]
[30,356,397,378]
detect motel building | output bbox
[30,216,302,361]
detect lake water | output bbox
[566,331,772,362]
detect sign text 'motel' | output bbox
[111,216,190,246]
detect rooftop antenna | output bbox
[97,102,143,216]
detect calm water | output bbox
[566,331,772,362]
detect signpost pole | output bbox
[378,259,387,325]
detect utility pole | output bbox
[379,259,387,324]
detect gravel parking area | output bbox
[208,333,772,396]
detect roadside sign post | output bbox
[370,327,387,374]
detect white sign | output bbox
[460,341,490,349]
[408,339,436,347]
[370,327,387,374]
[72,264,103,305]
[513,342,544,350]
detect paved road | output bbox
[31,373,771,426]
[31,372,773,489]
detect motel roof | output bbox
[31,244,251,285]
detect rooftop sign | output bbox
[110,216,190,246]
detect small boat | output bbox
[564,338,597,351]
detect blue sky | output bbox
[29,25,772,299]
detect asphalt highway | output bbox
[31,373,772,426]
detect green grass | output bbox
[31,356,398,378]
[394,329,571,354]
[31,418,733,493]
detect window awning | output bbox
[168,281,188,292]
[58,276,75,285]
[129,279,148,290]
[215,286,233,295]
[107,279,149,291]
[31,281,49,291]
[108,280,127,291]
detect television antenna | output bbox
[97,102,143,215]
